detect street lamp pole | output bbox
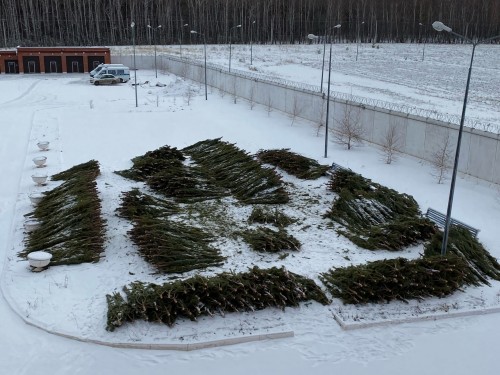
[320,32,326,92]
[432,21,500,255]
[309,22,343,93]
[356,21,364,61]
[131,22,138,107]
[190,30,208,100]
[228,24,242,72]
[250,20,256,65]
[203,33,207,100]
[308,25,341,156]
[323,24,341,158]
[307,33,325,93]
[179,23,188,57]
[419,23,426,61]
[147,24,162,78]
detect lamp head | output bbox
[190,30,198,34]
[333,24,341,29]
[184,23,189,27]
[307,34,318,40]
[131,22,135,28]
[432,21,452,32]
[237,24,242,28]
[158,25,162,28]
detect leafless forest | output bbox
[1,0,499,47]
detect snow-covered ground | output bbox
[114,42,500,132]
[1,43,500,375]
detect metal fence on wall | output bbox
[159,54,499,134]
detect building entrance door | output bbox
[8,61,16,73]
[49,60,57,73]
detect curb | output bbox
[1,275,294,351]
[332,305,500,330]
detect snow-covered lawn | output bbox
[1,44,499,374]
[114,42,500,132]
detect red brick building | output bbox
[0,50,19,73]
[0,47,111,74]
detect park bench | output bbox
[425,207,479,238]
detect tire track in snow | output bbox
[1,79,43,106]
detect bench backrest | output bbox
[425,207,479,238]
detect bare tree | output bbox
[430,132,454,184]
[266,93,273,116]
[380,120,403,164]
[333,103,364,150]
[248,84,256,110]
[197,65,204,84]
[316,98,326,136]
[2,1,499,47]
[218,86,226,98]
[184,88,195,106]
[290,95,303,126]
[232,77,238,104]
[180,63,189,79]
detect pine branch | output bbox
[106,266,328,331]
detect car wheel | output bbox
[111,80,117,84]
[119,78,123,83]
[94,81,99,86]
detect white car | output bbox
[90,74,120,86]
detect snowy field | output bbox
[114,42,500,132]
[1,44,500,374]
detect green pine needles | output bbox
[326,169,436,250]
[248,206,296,227]
[21,160,106,265]
[320,228,499,305]
[320,256,478,304]
[117,189,225,274]
[183,139,289,204]
[240,227,301,253]
[117,140,289,204]
[106,266,329,331]
[256,148,330,179]
[115,145,185,181]
[116,188,179,220]
[116,146,226,202]
[424,227,500,285]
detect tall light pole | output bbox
[418,22,426,61]
[179,23,188,57]
[228,24,242,72]
[147,24,161,78]
[250,20,256,65]
[307,32,326,93]
[356,21,364,61]
[190,30,207,100]
[308,22,343,94]
[432,21,500,255]
[320,28,328,93]
[131,22,138,107]
[307,30,327,93]
[323,24,341,158]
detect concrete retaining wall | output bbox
[112,54,500,184]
